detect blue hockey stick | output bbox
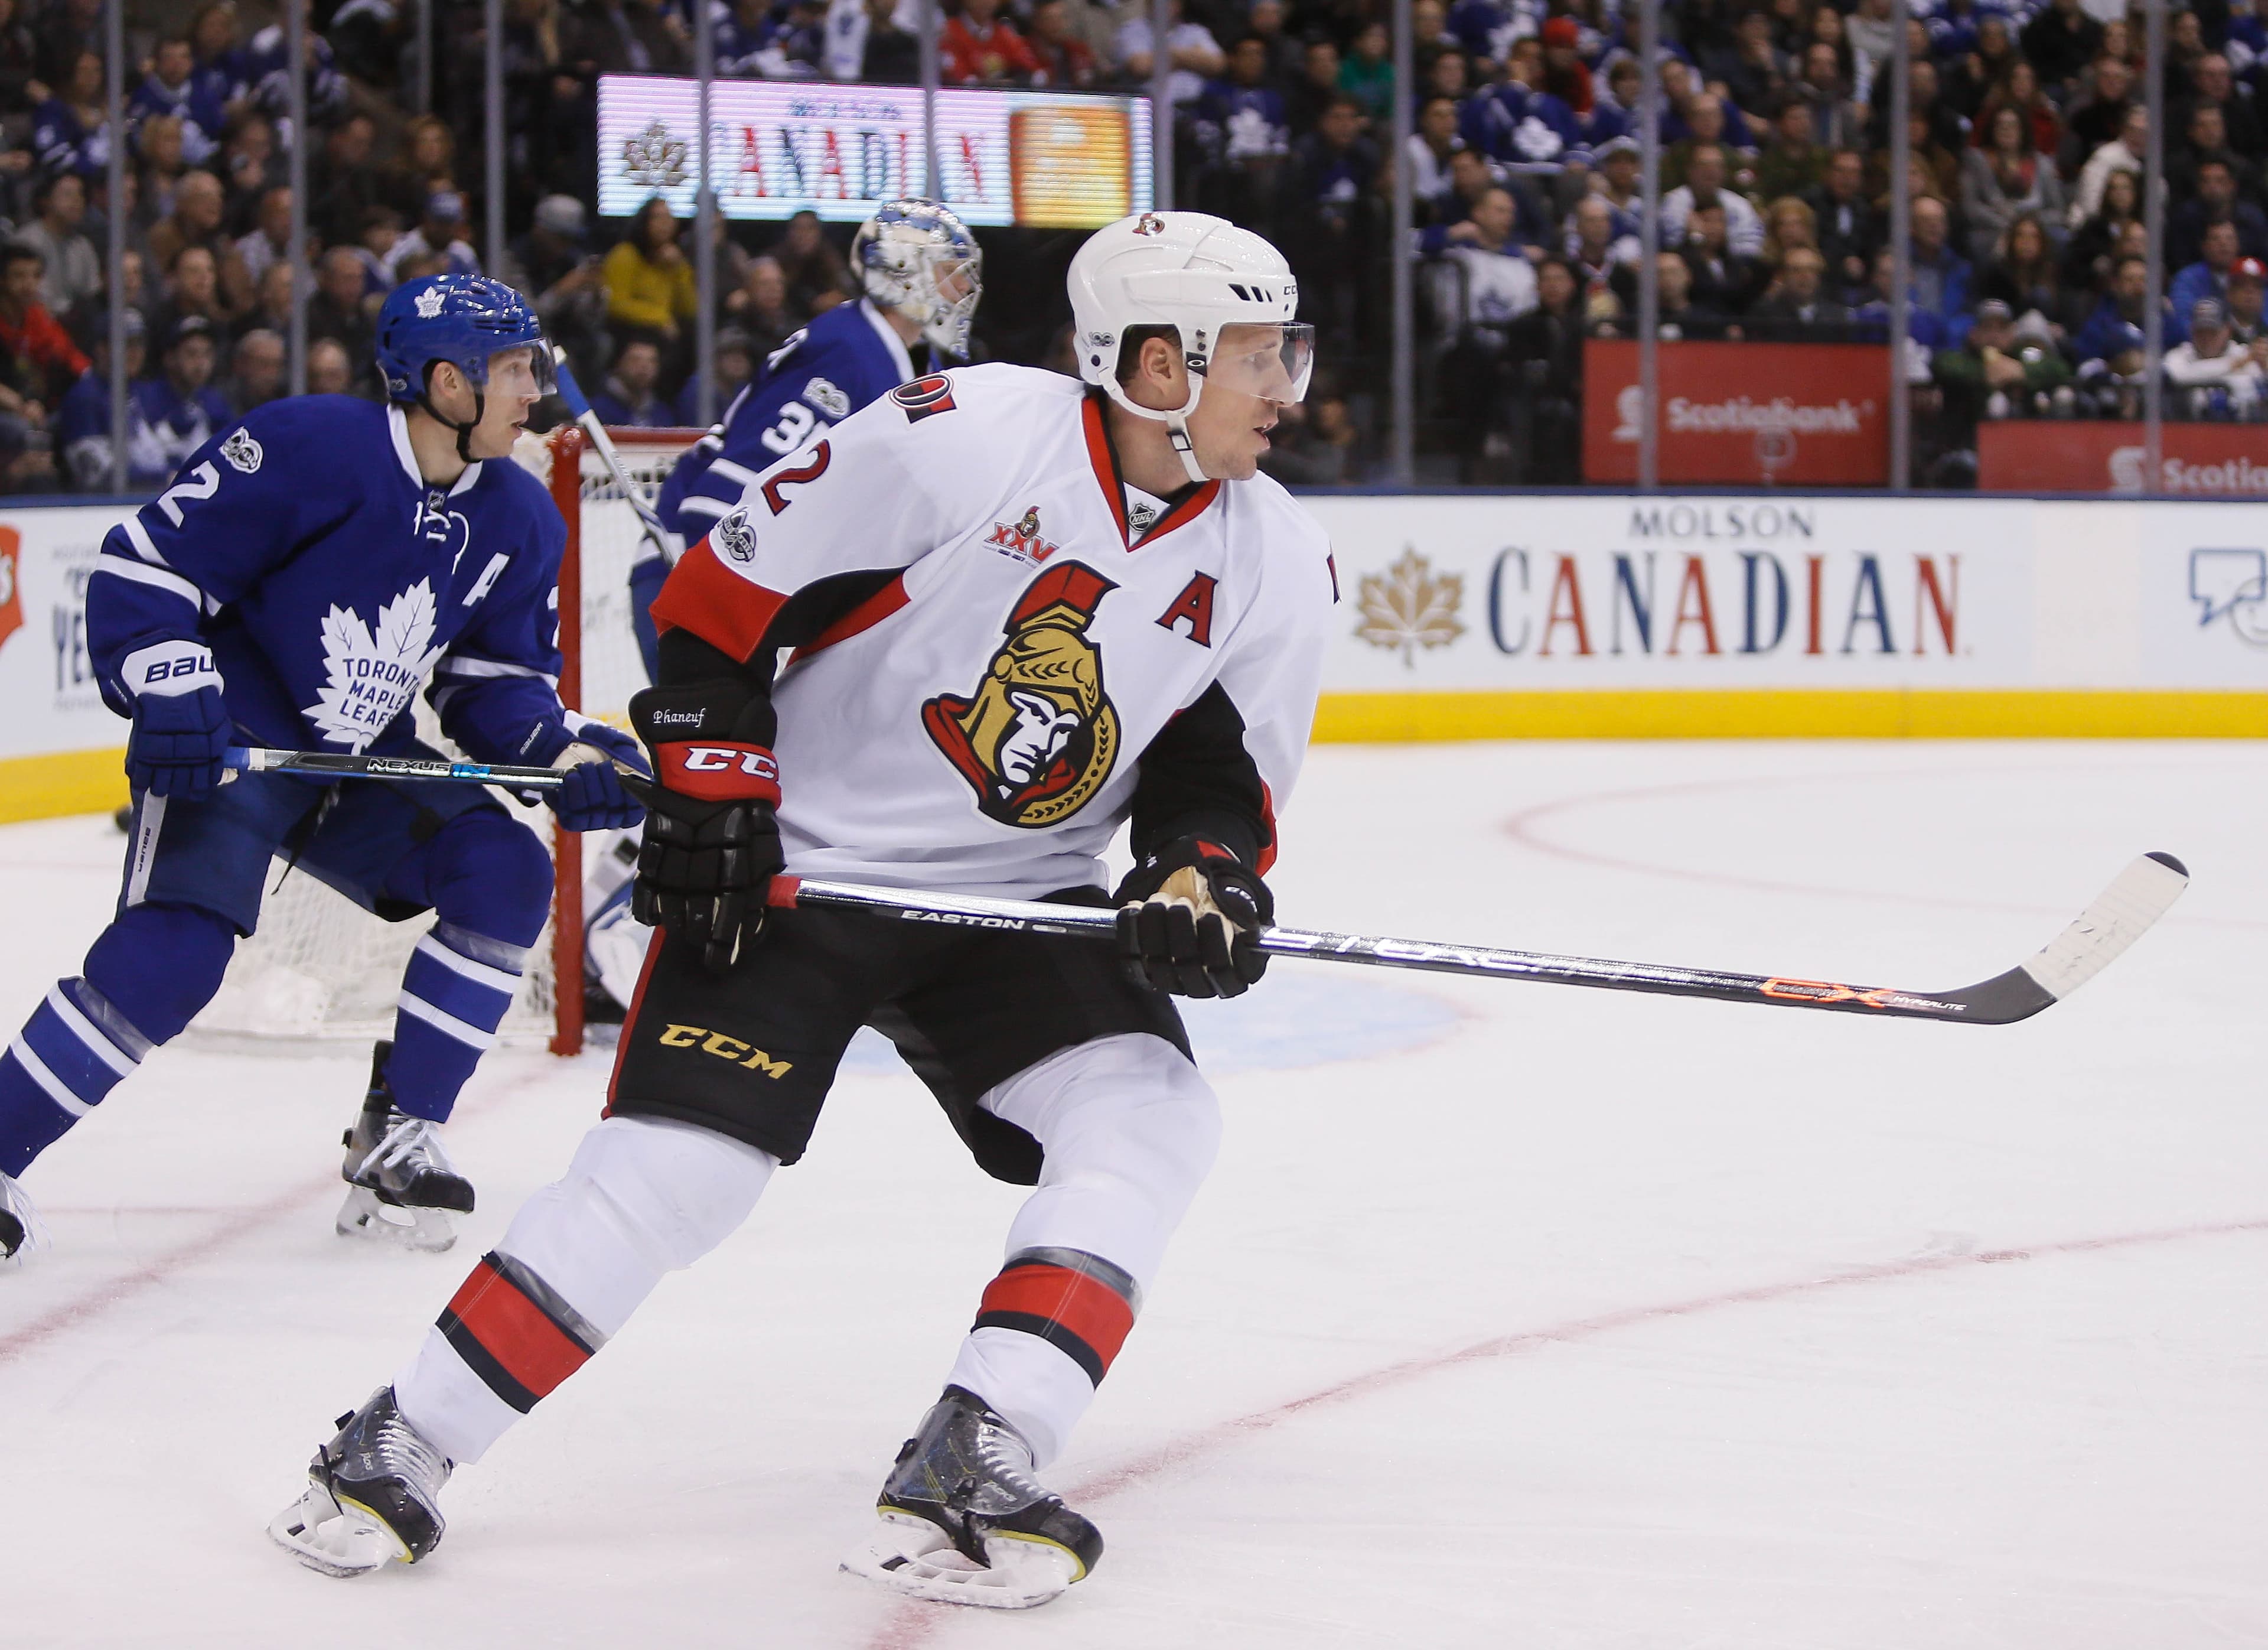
[550,349,673,562]
[227,746,569,789]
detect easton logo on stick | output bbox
[922,563,1121,828]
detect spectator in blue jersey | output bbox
[0,273,647,1267]
[187,0,246,109]
[133,314,233,477]
[713,0,775,77]
[1459,60,1584,173]
[31,48,109,177]
[57,308,148,489]
[590,336,674,428]
[1906,194,1976,347]
[129,35,226,167]
[2169,219,2243,346]
[385,190,482,281]
[1194,35,1290,222]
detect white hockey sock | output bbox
[395,1115,775,1465]
[943,1033,1221,1470]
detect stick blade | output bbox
[1955,852,2188,1024]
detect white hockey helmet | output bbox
[852,198,983,359]
[1067,210,1314,484]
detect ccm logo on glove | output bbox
[657,741,782,804]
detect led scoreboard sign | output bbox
[598,75,1153,227]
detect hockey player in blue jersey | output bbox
[639,198,982,681]
[0,273,647,1263]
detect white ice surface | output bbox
[2,741,2263,1649]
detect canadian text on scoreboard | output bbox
[598,74,1156,227]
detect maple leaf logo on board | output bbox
[621,121,689,190]
[1354,549,1464,667]
[301,581,444,752]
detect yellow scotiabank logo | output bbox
[659,1024,793,1079]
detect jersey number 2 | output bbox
[761,441,831,515]
[155,462,220,527]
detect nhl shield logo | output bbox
[714,510,758,564]
[922,564,1121,829]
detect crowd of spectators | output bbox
[2,0,2262,492]
[1363,0,2268,483]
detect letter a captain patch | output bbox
[1154,572,1217,647]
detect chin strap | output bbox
[415,373,486,464]
[1104,373,1211,487]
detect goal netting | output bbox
[185,426,705,1055]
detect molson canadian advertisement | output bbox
[597,75,1153,227]
[1304,494,2268,738]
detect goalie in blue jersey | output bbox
[0,274,648,1262]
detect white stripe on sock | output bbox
[6,1039,93,1118]
[414,934,522,997]
[43,987,137,1080]
[397,992,498,1051]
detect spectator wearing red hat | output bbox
[1540,17,1593,116]
[2227,257,2267,344]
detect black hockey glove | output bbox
[625,682,784,974]
[1113,837,1273,1000]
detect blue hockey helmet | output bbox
[374,273,553,405]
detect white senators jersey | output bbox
[649,363,1338,900]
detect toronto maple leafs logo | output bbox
[301,581,445,751]
[1355,549,1464,668]
[413,286,445,319]
[220,428,263,473]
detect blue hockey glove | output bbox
[529,720,649,832]
[120,640,231,800]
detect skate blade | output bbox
[841,1512,1083,1610]
[267,1480,410,1578]
[335,1186,457,1252]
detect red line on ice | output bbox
[860,1215,2268,1650]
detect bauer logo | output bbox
[0,527,21,653]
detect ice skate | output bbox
[842,1386,1102,1609]
[337,1042,473,1252]
[269,1386,451,1577]
[0,1170,46,1264]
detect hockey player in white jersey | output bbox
[271,211,1334,1607]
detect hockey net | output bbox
[185,425,705,1055]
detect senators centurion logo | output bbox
[923,564,1120,829]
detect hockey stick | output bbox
[550,348,674,567]
[220,747,2187,1024]
[766,855,2188,1026]
[226,747,571,789]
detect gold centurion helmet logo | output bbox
[923,564,1122,828]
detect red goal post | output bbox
[545,423,708,1054]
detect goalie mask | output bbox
[1067,211,1314,486]
[853,200,983,359]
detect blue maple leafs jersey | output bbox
[653,298,921,549]
[87,395,573,763]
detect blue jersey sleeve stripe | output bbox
[434,652,559,685]
[708,457,762,488]
[119,514,178,570]
[677,496,734,520]
[94,553,205,611]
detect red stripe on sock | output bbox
[977,1262,1136,1374]
[442,1258,591,1400]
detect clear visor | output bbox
[1201,322,1315,405]
[487,343,556,399]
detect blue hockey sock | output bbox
[0,904,233,1177]
[385,923,530,1123]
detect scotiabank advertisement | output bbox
[1978,422,2268,496]
[1583,341,1892,486]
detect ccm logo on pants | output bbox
[658,1024,793,1078]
